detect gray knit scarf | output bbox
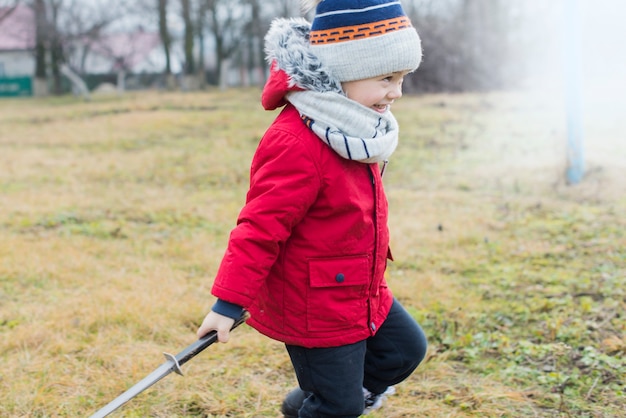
[287,91,399,163]
[265,18,399,163]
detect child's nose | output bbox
[388,84,403,99]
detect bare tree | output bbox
[242,0,268,86]
[195,0,207,86]
[124,0,177,88]
[157,0,174,87]
[47,0,63,94]
[402,0,522,92]
[32,0,47,95]
[27,0,127,95]
[181,0,194,76]
[200,0,251,89]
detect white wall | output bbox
[0,50,34,77]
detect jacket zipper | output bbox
[368,164,379,334]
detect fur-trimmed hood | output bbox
[261,18,343,110]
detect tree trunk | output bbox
[219,58,229,90]
[158,0,172,78]
[50,41,63,95]
[249,0,264,85]
[197,30,206,88]
[33,0,48,96]
[181,0,195,75]
[48,2,63,95]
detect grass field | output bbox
[0,88,624,417]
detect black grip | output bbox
[174,312,248,367]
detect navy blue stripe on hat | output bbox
[312,0,405,31]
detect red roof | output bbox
[0,5,35,51]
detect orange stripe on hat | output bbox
[310,17,412,45]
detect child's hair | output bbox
[304,0,422,82]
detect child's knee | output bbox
[412,324,428,365]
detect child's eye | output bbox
[382,74,404,83]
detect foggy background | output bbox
[2,0,625,97]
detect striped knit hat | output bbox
[308,0,422,82]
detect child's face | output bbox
[342,71,409,113]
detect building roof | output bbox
[86,30,162,71]
[0,6,35,51]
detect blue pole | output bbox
[564,0,585,184]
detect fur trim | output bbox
[264,18,342,94]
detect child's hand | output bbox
[197,310,236,343]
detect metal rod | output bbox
[89,312,248,417]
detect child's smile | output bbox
[372,104,390,113]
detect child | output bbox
[197,0,427,416]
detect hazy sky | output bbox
[524,0,626,94]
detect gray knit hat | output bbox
[308,0,422,82]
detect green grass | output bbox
[0,88,624,417]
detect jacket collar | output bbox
[261,18,343,110]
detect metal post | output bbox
[564,0,585,184]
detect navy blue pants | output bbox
[285,298,427,417]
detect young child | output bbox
[197,0,427,416]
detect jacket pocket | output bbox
[306,255,370,332]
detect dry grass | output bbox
[0,88,624,417]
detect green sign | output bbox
[0,77,33,97]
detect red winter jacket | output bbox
[211,65,394,348]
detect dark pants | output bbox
[285,298,427,418]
